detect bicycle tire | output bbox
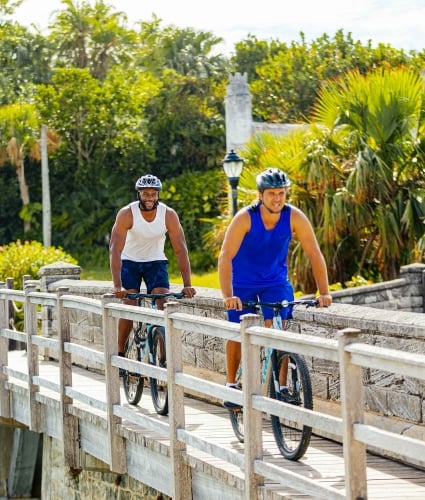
[269,352,313,461]
[149,326,169,415]
[123,325,145,405]
[228,407,244,443]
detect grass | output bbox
[80,266,220,289]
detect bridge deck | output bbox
[6,350,425,499]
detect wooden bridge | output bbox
[1,284,425,499]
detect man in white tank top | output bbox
[109,174,196,357]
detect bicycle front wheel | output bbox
[228,407,244,443]
[123,326,144,405]
[269,352,313,461]
[149,326,169,415]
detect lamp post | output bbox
[222,149,244,216]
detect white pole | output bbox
[41,125,51,247]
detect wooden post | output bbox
[6,278,16,350]
[24,284,42,432]
[0,282,11,418]
[338,328,367,500]
[165,301,192,500]
[57,287,80,468]
[241,313,263,499]
[102,293,126,473]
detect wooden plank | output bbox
[347,343,425,381]
[102,293,126,474]
[338,328,367,500]
[246,324,340,362]
[241,313,264,498]
[57,287,80,469]
[25,284,42,432]
[166,301,193,500]
[0,282,11,418]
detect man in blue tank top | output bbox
[218,168,332,407]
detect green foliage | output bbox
[161,169,224,272]
[2,6,425,287]
[0,240,78,289]
[234,30,417,123]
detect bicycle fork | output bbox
[146,325,154,364]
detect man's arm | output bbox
[166,208,196,297]
[109,206,132,298]
[290,207,332,307]
[218,210,250,310]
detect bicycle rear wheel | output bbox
[123,325,145,405]
[149,326,169,415]
[269,352,313,460]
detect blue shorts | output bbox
[227,283,294,323]
[121,260,169,293]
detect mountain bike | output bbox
[226,298,318,461]
[123,291,185,415]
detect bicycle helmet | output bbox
[256,168,291,192]
[135,174,162,191]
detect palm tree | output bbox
[49,0,132,79]
[0,103,59,234]
[313,68,425,280]
[205,68,425,292]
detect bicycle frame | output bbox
[244,299,317,396]
[123,291,185,415]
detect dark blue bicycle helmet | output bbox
[256,168,291,192]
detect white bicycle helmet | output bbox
[135,174,162,191]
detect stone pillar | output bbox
[225,72,252,154]
[37,261,81,339]
[0,424,14,497]
[400,263,425,312]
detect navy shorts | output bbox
[227,283,294,323]
[121,260,169,293]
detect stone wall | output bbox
[41,435,169,500]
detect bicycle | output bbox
[122,291,185,415]
[226,298,318,461]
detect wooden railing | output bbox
[1,283,425,499]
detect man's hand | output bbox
[223,296,243,310]
[114,287,128,299]
[182,286,196,298]
[317,293,332,308]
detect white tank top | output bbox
[121,201,168,262]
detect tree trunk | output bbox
[16,158,31,234]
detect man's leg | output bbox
[150,286,169,311]
[226,339,241,384]
[117,295,138,354]
[118,318,134,354]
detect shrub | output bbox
[0,240,78,289]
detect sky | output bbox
[11,0,425,55]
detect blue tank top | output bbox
[232,203,292,288]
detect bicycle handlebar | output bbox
[127,292,186,300]
[242,299,318,309]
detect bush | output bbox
[0,240,78,289]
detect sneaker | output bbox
[280,387,300,405]
[223,383,242,410]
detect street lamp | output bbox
[222,149,244,216]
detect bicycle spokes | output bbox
[123,329,144,406]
